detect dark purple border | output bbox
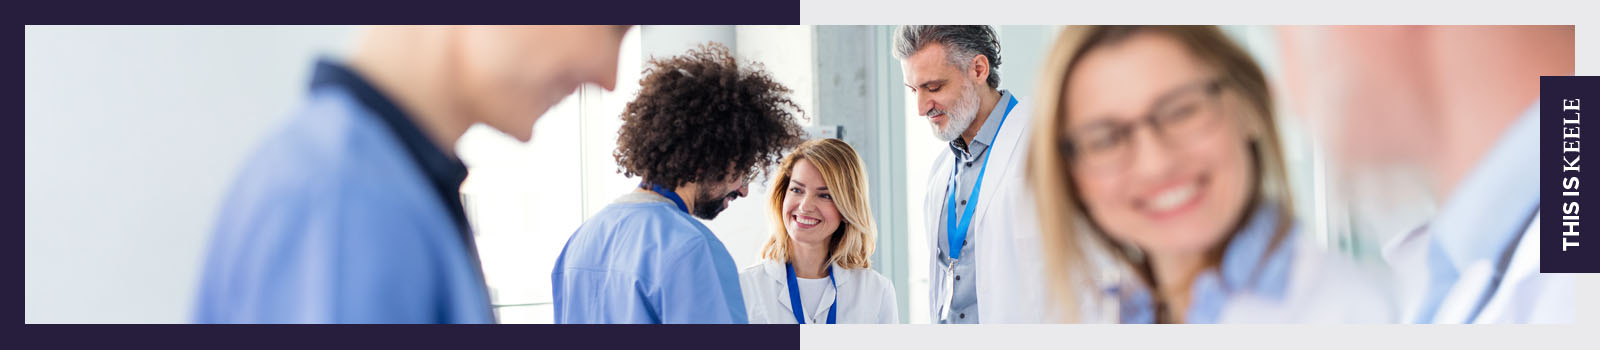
[17,324,801,349]
[16,0,801,25]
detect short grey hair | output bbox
[893,25,1003,89]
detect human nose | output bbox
[1126,122,1177,178]
[917,91,935,116]
[797,193,816,213]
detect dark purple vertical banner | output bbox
[1542,76,1599,273]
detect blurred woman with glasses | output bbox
[1026,26,1391,323]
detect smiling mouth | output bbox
[792,215,822,229]
[1137,175,1208,220]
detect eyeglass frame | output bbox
[1057,77,1233,174]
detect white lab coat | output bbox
[1215,238,1396,323]
[921,100,1061,323]
[1385,214,1576,323]
[1381,106,1573,324]
[738,260,900,324]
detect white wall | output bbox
[24,25,359,323]
[993,25,1062,106]
[642,25,736,61]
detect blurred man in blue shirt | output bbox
[194,26,632,323]
[552,43,807,323]
[1277,26,1574,323]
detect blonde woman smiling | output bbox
[739,138,899,324]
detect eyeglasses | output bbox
[1059,78,1230,174]
[737,164,763,183]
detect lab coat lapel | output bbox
[925,152,953,253]
[972,100,1051,323]
[812,282,837,323]
[812,264,845,323]
[771,261,849,323]
[970,100,1029,233]
[1474,213,1552,323]
[764,260,795,316]
[1381,225,1432,322]
[1431,259,1496,323]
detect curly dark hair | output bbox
[614,42,807,190]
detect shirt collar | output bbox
[1187,202,1294,323]
[1105,202,1293,323]
[308,59,472,232]
[947,89,1014,159]
[1426,103,1541,272]
[613,191,675,205]
[762,258,852,288]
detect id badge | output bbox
[936,259,958,322]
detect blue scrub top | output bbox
[192,60,494,323]
[552,193,748,323]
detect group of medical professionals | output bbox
[191,24,1574,324]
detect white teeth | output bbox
[1148,183,1197,212]
[795,216,820,225]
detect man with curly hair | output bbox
[552,43,807,324]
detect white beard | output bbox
[930,80,982,142]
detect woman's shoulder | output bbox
[739,262,765,275]
[840,266,896,293]
[739,261,776,283]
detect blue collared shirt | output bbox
[552,192,748,323]
[193,60,493,323]
[1111,203,1294,323]
[1409,104,1540,323]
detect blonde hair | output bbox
[760,138,877,269]
[1026,26,1296,323]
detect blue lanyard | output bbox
[785,263,836,324]
[946,95,1017,260]
[642,182,688,213]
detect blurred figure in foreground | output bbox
[1029,25,1391,323]
[195,25,631,323]
[1278,25,1574,323]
